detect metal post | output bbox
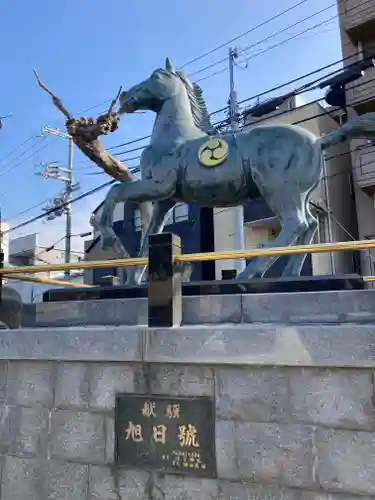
[64,137,73,277]
[0,210,3,305]
[228,47,246,274]
[323,156,335,274]
[148,232,182,327]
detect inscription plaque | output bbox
[115,394,216,477]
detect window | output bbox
[134,208,141,231]
[174,203,189,222]
[113,202,124,222]
[361,40,375,59]
[93,267,118,285]
[164,203,189,225]
[134,203,189,230]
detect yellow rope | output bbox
[5,273,93,288]
[0,238,375,275]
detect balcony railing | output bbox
[342,0,375,34]
[351,139,375,191]
[346,64,375,113]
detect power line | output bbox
[0,136,35,166]
[2,180,115,236]
[191,0,374,81]
[74,100,112,116]
[107,135,151,152]
[0,139,52,178]
[5,198,52,222]
[190,2,338,78]
[178,0,312,69]
[0,139,45,174]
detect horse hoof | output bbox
[125,274,142,287]
[101,234,117,250]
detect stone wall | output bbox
[1,323,375,499]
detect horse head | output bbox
[119,58,185,114]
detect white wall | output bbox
[0,223,9,263]
[213,207,237,279]
[7,272,84,303]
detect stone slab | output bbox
[0,326,142,362]
[26,289,375,328]
[315,428,375,495]
[1,456,89,500]
[143,324,375,367]
[242,289,375,324]
[6,361,54,407]
[51,410,106,463]
[215,366,375,430]
[30,294,242,328]
[1,323,375,367]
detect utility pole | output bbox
[0,209,3,305]
[65,136,74,276]
[228,47,246,274]
[38,127,78,276]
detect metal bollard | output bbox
[147,232,182,327]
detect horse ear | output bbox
[165,57,175,73]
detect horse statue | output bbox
[96,57,375,285]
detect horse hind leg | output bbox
[281,203,318,277]
[236,202,309,281]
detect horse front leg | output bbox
[98,182,126,251]
[126,199,176,285]
[98,177,176,261]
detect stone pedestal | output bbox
[3,289,375,499]
[0,306,375,498]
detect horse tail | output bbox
[316,111,375,152]
[312,137,325,187]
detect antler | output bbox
[33,69,72,120]
[33,69,134,182]
[107,86,122,115]
[0,114,12,130]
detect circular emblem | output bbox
[198,139,229,167]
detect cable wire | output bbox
[0,139,52,178]
[0,136,35,166]
[190,0,374,81]
[178,0,312,69]
[190,2,339,78]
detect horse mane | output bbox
[176,71,217,135]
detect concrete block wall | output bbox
[0,323,375,498]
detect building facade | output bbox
[84,201,210,285]
[6,233,83,302]
[84,97,358,284]
[337,0,375,278]
[8,233,82,269]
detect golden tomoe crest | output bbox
[198,139,229,167]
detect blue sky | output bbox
[0,0,343,250]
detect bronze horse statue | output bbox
[96,58,375,285]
